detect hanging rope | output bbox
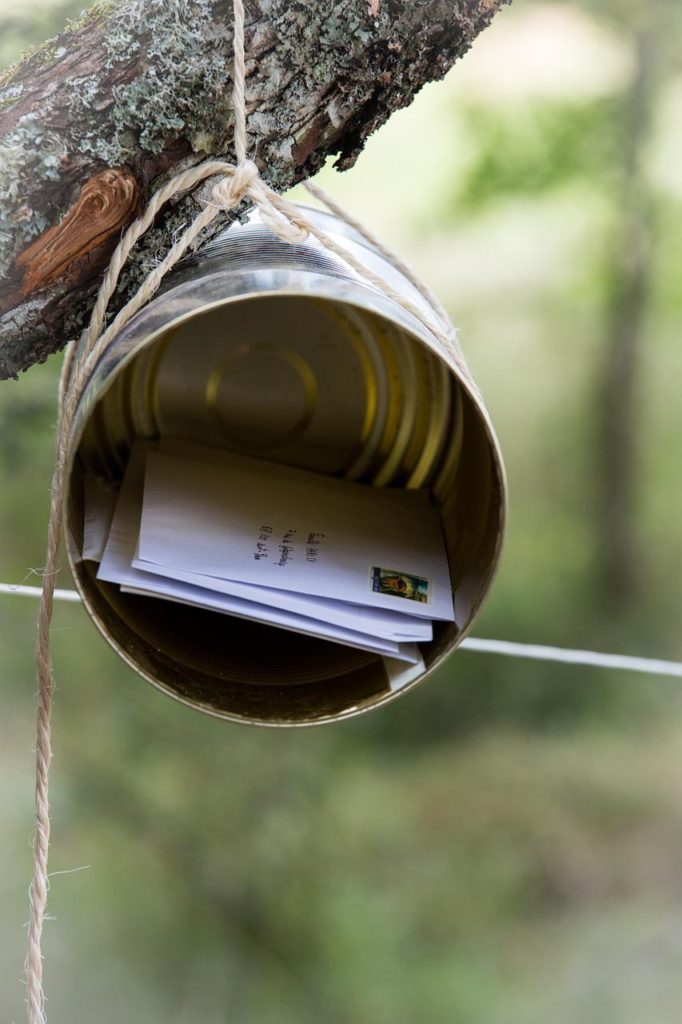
[24,2,474,1020]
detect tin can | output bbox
[64,205,506,726]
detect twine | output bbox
[25,2,469,1020]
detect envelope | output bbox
[96,444,422,662]
[136,446,454,620]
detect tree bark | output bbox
[0,0,507,380]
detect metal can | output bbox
[64,204,506,726]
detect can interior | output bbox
[67,294,504,725]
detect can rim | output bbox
[64,266,507,727]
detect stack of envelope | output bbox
[82,441,455,664]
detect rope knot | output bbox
[259,201,311,245]
[212,159,259,209]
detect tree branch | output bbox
[0,0,508,380]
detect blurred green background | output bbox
[2,1,682,1021]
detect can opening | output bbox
[67,293,504,725]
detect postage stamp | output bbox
[370,567,430,604]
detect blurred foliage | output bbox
[0,0,88,67]
[454,97,622,211]
[2,1,682,1022]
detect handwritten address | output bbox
[253,525,326,566]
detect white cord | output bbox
[0,583,81,603]
[459,637,682,679]
[2,583,680,679]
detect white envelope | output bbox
[136,446,454,620]
[147,440,433,641]
[120,584,420,664]
[96,442,431,641]
[127,559,433,642]
[96,445,421,663]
